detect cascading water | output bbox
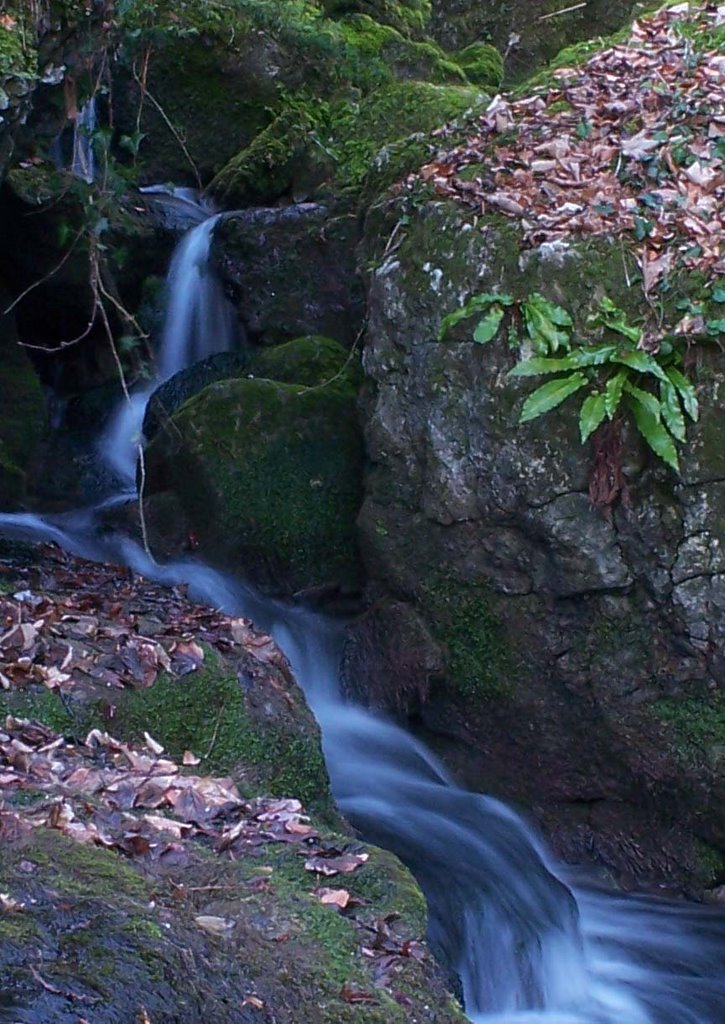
[70,98,97,184]
[1,194,724,1023]
[100,193,237,485]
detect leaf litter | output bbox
[407,4,725,284]
[0,543,431,1013]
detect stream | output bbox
[1,201,724,1024]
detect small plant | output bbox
[439,292,699,472]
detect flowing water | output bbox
[2,209,724,1023]
[71,98,97,184]
[100,194,238,485]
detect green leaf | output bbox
[623,379,661,420]
[522,295,572,354]
[438,292,514,341]
[633,215,654,241]
[473,306,505,344]
[588,298,641,343]
[519,372,587,424]
[712,287,725,303]
[579,392,607,442]
[627,395,679,471]
[660,379,686,442]
[613,349,668,381]
[706,318,725,335]
[509,345,617,377]
[509,355,581,377]
[604,370,627,419]
[665,366,699,421]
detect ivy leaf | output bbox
[665,366,699,421]
[473,305,505,344]
[519,372,587,424]
[579,392,607,442]
[604,370,627,419]
[627,394,679,471]
[613,349,668,381]
[523,294,572,354]
[623,379,661,420]
[438,293,514,340]
[660,379,686,442]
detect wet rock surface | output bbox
[0,543,465,1024]
[349,199,725,888]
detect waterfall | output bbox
[100,198,237,485]
[70,98,96,184]
[1,181,724,1023]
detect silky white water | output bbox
[2,211,724,1022]
[100,193,237,485]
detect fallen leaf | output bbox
[195,915,234,937]
[316,887,351,909]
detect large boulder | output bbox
[145,337,364,600]
[348,196,725,888]
[0,545,465,1024]
[429,0,643,81]
[212,205,365,348]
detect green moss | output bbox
[0,686,74,733]
[419,575,512,700]
[693,838,725,886]
[321,0,431,37]
[92,650,331,811]
[453,41,503,89]
[249,335,362,388]
[656,697,725,770]
[209,103,317,207]
[148,375,364,595]
[0,8,35,79]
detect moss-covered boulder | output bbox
[352,191,725,887]
[209,76,485,209]
[452,41,503,89]
[429,0,649,82]
[0,549,466,1024]
[145,338,364,598]
[321,0,433,37]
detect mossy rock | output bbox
[249,335,362,389]
[429,0,656,83]
[0,643,333,815]
[0,822,466,1024]
[453,41,503,89]
[146,373,364,596]
[321,0,432,37]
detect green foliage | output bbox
[419,575,511,700]
[440,288,700,472]
[452,41,504,90]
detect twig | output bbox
[3,228,85,315]
[204,705,225,760]
[538,2,587,20]
[29,965,98,1004]
[136,442,155,565]
[133,73,202,188]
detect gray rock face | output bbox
[351,200,725,885]
[211,204,364,348]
